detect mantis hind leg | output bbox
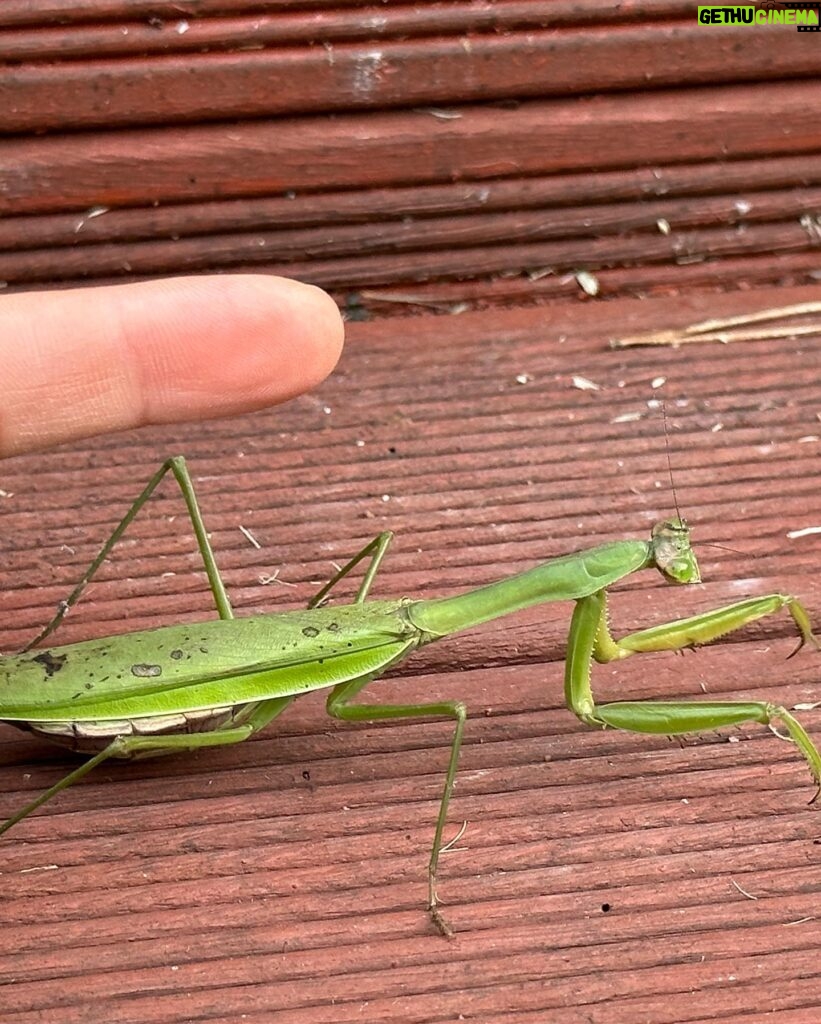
[0,697,293,837]
[325,674,467,938]
[565,591,821,793]
[23,456,232,653]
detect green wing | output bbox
[0,601,417,721]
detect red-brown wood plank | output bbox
[3,22,818,133]
[0,3,693,64]
[4,216,819,288]
[0,1,712,32]
[3,187,821,286]
[341,249,821,317]
[11,249,821,313]
[3,80,821,305]
[1,153,820,253]
[5,82,821,216]
[1,285,820,1022]
[5,151,821,304]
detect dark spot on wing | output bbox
[327,622,340,633]
[131,663,162,678]
[32,651,67,677]
[302,626,320,638]
[170,649,184,660]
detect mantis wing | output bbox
[0,601,417,721]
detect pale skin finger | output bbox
[0,274,344,457]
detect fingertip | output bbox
[1,275,345,457]
[234,274,345,394]
[123,274,345,420]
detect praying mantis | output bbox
[0,456,819,936]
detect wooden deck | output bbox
[3,1,821,1020]
[1,285,820,1022]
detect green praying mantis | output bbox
[0,456,819,936]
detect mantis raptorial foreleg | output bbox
[592,592,819,661]
[23,456,234,654]
[566,590,821,793]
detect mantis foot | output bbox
[429,902,455,939]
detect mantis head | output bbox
[651,517,701,585]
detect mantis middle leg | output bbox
[325,671,467,938]
[308,531,394,608]
[311,536,472,929]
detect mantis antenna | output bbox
[661,403,743,557]
[661,402,684,524]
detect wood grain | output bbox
[1,286,820,1022]
[3,23,819,133]
[2,3,821,1018]
[6,82,821,216]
